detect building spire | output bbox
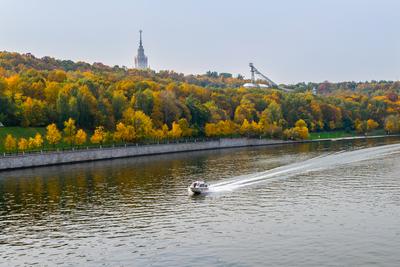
[135,30,148,69]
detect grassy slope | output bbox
[0,127,390,153]
[0,127,92,152]
[309,130,356,140]
[309,129,386,140]
[0,127,46,151]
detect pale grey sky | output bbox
[1,0,399,83]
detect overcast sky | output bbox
[1,0,399,83]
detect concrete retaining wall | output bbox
[0,138,292,171]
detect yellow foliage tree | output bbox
[295,119,307,128]
[283,128,296,140]
[240,119,252,136]
[169,121,183,139]
[125,125,136,142]
[90,126,106,144]
[355,119,366,134]
[250,120,261,137]
[122,107,135,124]
[4,134,17,152]
[131,110,153,141]
[384,115,399,134]
[205,120,238,137]
[123,108,153,141]
[205,123,218,137]
[63,118,77,146]
[296,126,309,140]
[284,119,309,140]
[28,137,36,149]
[75,129,87,146]
[113,122,126,142]
[152,129,165,141]
[46,123,62,148]
[48,69,67,82]
[114,122,135,142]
[219,120,238,136]
[151,91,164,128]
[21,97,47,127]
[27,133,43,150]
[262,122,282,138]
[152,124,170,141]
[294,119,309,140]
[178,118,193,137]
[18,138,28,152]
[234,99,256,124]
[367,119,379,132]
[34,133,44,148]
[260,101,282,126]
[162,124,169,137]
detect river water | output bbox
[1,138,400,266]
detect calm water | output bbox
[1,138,400,266]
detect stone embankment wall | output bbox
[0,138,291,171]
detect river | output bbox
[1,138,400,266]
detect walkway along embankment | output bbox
[0,138,291,171]
[0,135,396,171]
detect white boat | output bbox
[188,181,209,195]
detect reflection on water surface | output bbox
[1,138,400,266]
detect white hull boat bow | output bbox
[188,181,209,195]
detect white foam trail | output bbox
[210,143,400,192]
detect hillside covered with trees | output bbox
[1,51,400,151]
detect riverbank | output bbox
[0,138,291,171]
[0,135,398,171]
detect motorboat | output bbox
[188,181,209,195]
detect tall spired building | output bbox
[134,30,148,69]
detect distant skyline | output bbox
[1,0,399,84]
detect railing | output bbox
[1,137,225,158]
[2,133,398,159]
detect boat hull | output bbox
[188,186,209,195]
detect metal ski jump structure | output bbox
[244,63,292,92]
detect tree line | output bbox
[1,51,400,150]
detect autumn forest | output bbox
[1,51,400,152]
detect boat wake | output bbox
[209,143,400,193]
